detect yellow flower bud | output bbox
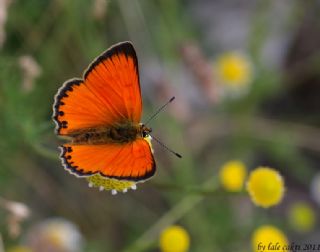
[159,225,190,252]
[252,225,288,252]
[215,51,253,87]
[219,160,247,192]
[288,202,316,233]
[246,167,285,208]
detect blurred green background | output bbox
[0,0,320,251]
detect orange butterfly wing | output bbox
[53,41,142,135]
[60,139,155,180]
[53,42,155,181]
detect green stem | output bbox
[31,142,59,161]
[124,177,220,252]
[0,233,4,252]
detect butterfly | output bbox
[53,41,156,194]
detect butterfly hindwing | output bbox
[53,42,142,135]
[60,138,155,181]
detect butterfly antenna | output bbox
[149,134,182,158]
[144,96,175,126]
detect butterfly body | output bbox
[68,123,151,145]
[53,42,156,183]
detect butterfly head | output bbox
[140,124,152,138]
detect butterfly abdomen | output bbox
[71,123,141,145]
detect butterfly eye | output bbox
[142,127,152,138]
[142,131,148,138]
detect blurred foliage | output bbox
[0,0,320,251]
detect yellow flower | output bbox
[215,51,253,87]
[159,225,190,252]
[86,174,137,195]
[288,202,316,233]
[7,247,33,252]
[246,167,284,208]
[252,225,288,252]
[219,160,247,192]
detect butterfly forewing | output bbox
[53,42,142,135]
